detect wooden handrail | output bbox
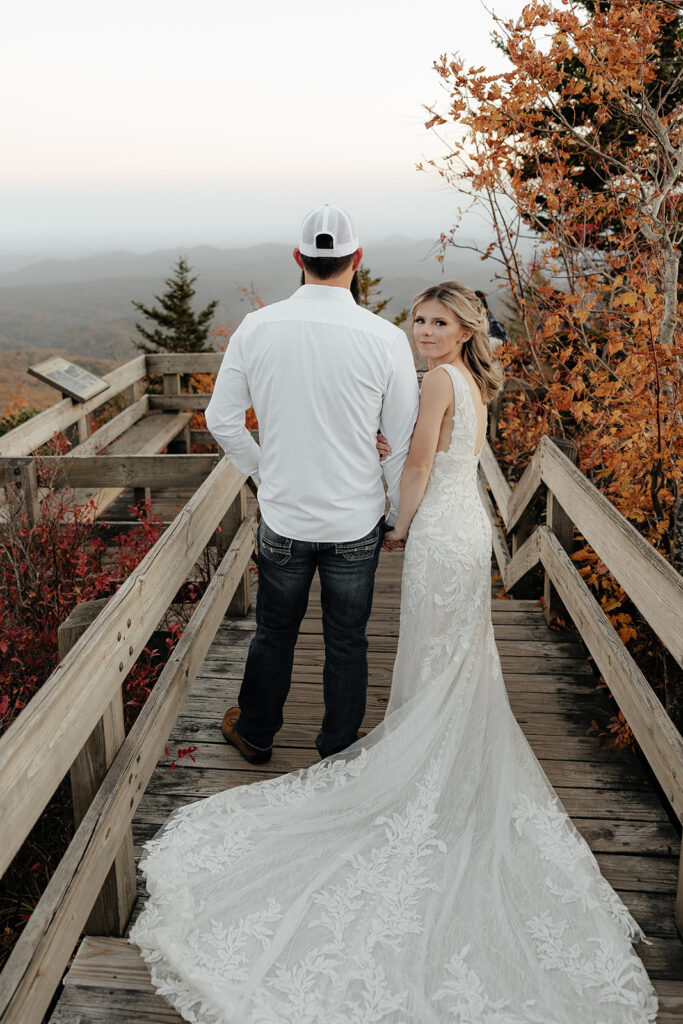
[483,435,683,669]
[0,515,256,1024]
[0,456,244,878]
[505,444,544,533]
[478,433,683,936]
[540,437,683,668]
[67,395,150,456]
[538,526,683,818]
[146,353,223,373]
[0,356,147,458]
[0,453,221,490]
[479,441,510,523]
[149,394,210,411]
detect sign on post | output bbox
[28,357,110,403]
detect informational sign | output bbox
[28,357,110,403]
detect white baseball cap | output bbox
[298,204,359,258]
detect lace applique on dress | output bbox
[130,360,658,1023]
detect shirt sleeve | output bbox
[379,330,419,526]
[205,319,262,483]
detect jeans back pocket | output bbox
[334,522,381,561]
[259,521,293,565]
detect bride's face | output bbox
[412,300,472,362]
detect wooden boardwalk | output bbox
[48,543,683,1022]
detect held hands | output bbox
[376,433,404,550]
[382,526,407,552]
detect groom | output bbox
[206,204,418,762]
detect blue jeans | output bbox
[236,517,383,759]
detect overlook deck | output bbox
[49,549,683,1023]
[1,356,681,1023]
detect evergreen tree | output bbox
[357,264,409,326]
[132,257,218,354]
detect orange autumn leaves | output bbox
[424,0,683,741]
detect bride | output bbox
[129,281,658,1023]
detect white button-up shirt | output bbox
[205,284,419,542]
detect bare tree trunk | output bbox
[659,236,681,351]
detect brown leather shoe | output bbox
[221,707,272,765]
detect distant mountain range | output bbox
[0,239,503,357]
[0,238,506,413]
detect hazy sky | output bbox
[2,0,524,256]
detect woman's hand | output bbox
[382,527,407,552]
[376,431,392,462]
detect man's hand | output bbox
[376,431,392,462]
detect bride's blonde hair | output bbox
[411,281,503,403]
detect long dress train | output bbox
[130,362,658,1023]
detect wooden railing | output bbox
[0,352,224,462]
[478,435,683,936]
[0,352,260,1023]
[2,358,682,1016]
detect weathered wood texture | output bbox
[58,599,136,938]
[68,412,195,520]
[485,435,683,669]
[0,356,147,457]
[146,353,223,374]
[45,549,683,1023]
[540,527,683,822]
[69,396,150,457]
[540,438,683,669]
[480,436,683,939]
[0,457,244,881]
[24,453,220,490]
[149,394,210,411]
[0,516,256,1024]
[2,458,39,525]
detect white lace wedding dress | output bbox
[130,363,658,1023]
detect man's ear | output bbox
[352,247,363,271]
[293,247,304,270]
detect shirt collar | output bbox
[294,284,356,303]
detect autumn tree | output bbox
[423,0,683,727]
[132,257,218,354]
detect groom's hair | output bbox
[300,233,355,280]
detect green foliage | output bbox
[357,264,409,327]
[132,257,218,354]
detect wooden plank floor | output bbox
[50,543,683,1023]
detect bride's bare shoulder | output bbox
[420,367,454,397]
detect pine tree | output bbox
[132,257,218,354]
[357,264,408,326]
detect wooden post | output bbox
[543,490,575,622]
[510,509,537,598]
[543,437,578,624]
[488,392,502,444]
[215,486,251,615]
[163,372,190,453]
[123,378,146,408]
[5,457,40,526]
[58,599,136,936]
[76,412,92,446]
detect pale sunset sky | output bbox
[2,0,525,255]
